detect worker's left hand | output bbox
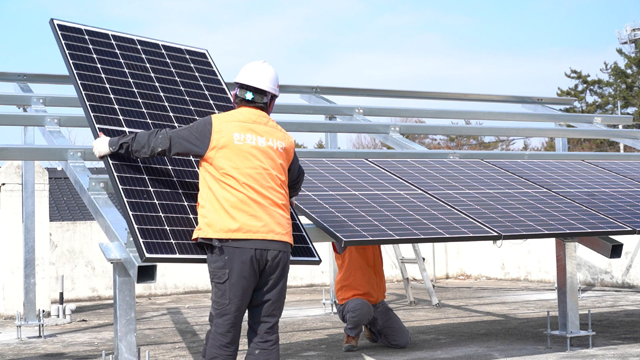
[290,198,295,209]
[92,134,112,159]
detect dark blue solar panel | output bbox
[51,19,320,264]
[370,159,632,239]
[488,160,639,191]
[296,159,499,245]
[489,160,640,232]
[587,161,640,184]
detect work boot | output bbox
[343,333,359,352]
[363,325,378,343]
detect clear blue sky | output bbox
[0,0,638,149]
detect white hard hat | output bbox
[234,61,280,97]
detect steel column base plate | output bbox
[544,330,595,351]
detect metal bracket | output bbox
[31,97,45,108]
[389,126,401,136]
[576,236,623,259]
[45,117,61,128]
[99,242,126,263]
[448,153,461,159]
[67,150,85,162]
[354,107,364,117]
[88,175,114,193]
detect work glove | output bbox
[290,197,296,209]
[92,134,112,159]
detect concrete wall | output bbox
[1,161,640,315]
[0,162,50,315]
[49,222,336,301]
[393,237,640,287]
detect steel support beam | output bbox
[0,145,99,161]
[2,113,640,140]
[0,93,81,108]
[576,236,623,259]
[1,71,576,105]
[286,85,576,105]
[324,116,339,149]
[275,119,640,140]
[4,145,640,161]
[523,104,640,151]
[275,103,632,125]
[546,238,597,350]
[113,262,137,360]
[0,72,73,85]
[571,123,640,150]
[556,239,580,334]
[15,83,37,324]
[0,93,630,124]
[0,112,87,127]
[296,148,640,160]
[301,94,427,150]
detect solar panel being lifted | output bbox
[489,160,640,232]
[50,19,321,264]
[371,159,634,239]
[296,159,499,246]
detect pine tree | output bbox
[553,42,640,152]
[313,138,326,149]
[294,140,307,149]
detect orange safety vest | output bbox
[333,244,386,305]
[192,106,295,244]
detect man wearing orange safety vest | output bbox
[92,61,305,360]
[333,243,410,352]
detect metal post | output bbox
[326,246,338,313]
[556,239,580,335]
[22,125,36,324]
[16,82,40,325]
[432,243,436,284]
[555,123,568,152]
[587,310,593,349]
[546,311,551,349]
[113,262,137,360]
[324,115,338,149]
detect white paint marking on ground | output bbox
[280,306,326,319]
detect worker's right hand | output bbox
[92,134,112,159]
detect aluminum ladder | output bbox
[392,244,440,307]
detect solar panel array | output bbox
[51,19,321,264]
[295,159,499,245]
[371,160,633,239]
[489,160,640,231]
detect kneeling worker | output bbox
[333,243,410,352]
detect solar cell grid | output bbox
[557,190,640,230]
[587,161,640,184]
[51,19,320,264]
[488,160,640,232]
[371,159,539,192]
[370,159,633,239]
[296,159,498,245]
[488,160,640,191]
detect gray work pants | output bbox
[201,244,290,360]
[337,298,410,349]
